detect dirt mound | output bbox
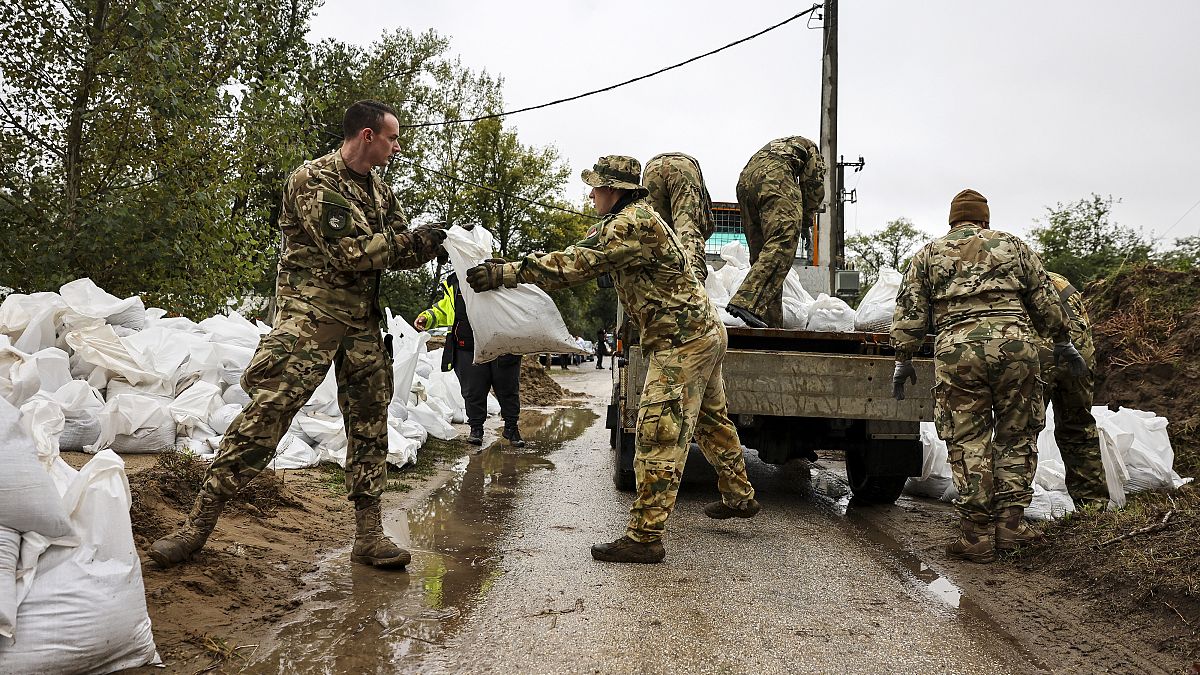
[520,355,565,406]
[1085,265,1200,475]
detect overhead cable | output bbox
[400,4,823,129]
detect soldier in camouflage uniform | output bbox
[466,156,759,564]
[150,101,447,570]
[642,153,714,282]
[726,136,827,328]
[1038,272,1108,507]
[890,189,1087,564]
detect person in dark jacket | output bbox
[595,328,607,369]
[416,274,523,447]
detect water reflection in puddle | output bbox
[249,407,597,673]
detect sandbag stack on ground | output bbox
[0,278,504,474]
[904,405,1193,519]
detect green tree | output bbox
[1029,194,1153,283]
[846,218,930,288]
[0,0,317,316]
[1156,235,1200,271]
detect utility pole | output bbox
[818,0,839,290]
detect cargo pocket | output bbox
[636,382,685,448]
[241,329,302,390]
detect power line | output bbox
[391,155,598,220]
[400,4,823,129]
[1155,195,1200,242]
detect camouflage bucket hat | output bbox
[581,155,647,196]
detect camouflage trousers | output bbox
[1042,361,1107,502]
[204,302,392,501]
[730,160,809,328]
[629,324,755,543]
[933,338,1046,524]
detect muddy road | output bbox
[234,368,1175,674]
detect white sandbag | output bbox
[169,380,225,433]
[58,414,101,452]
[854,267,902,333]
[64,325,162,388]
[0,526,18,639]
[91,393,176,454]
[270,434,320,470]
[720,240,750,269]
[408,400,458,441]
[0,293,67,354]
[301,366,341,419]
[30,348,71,395]
[197,311,264,349]
[1034,405,1069,494]
[904,423,956,500]
[386,425,419,468]
[223,384,251,407]
[386,308,429,410]
[805,294,856,333]
[123,326,207,385]
[0,450,160,672]
[210,403,243,436]
[783,268,815,305]
[428,368,467,423]
[704,265,730,310]
[1026,483,1076,521]
[183,341,256,388]
[1096,419,1129,510]
[442,225,582,364]
[0,399,72,538]
[782,297,810,330]
[0,345,40,406]
[487,393,501,416]
[19,399,65,465]
[59,278,147,331]
[1104,407,1189,491]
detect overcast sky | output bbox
[309,1,1200,245]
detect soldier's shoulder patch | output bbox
[318,189,354,238]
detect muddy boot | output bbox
[467,426,484,446]
[703,498,761,520]
[945,517,996,563]
[995,506,1043,551]
[502,425,525,448]
[590,536,665,564]
[148,490,226,568]
[351,498,411,569]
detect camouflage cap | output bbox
[581,155,648,196]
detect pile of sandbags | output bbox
[705,242,815,330]
[903,405,1193,519]
[0,277,510,474]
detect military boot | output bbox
[351,498,411,569]
[703,498,761,520]
[502,425,525,448]
[148,490,227,568]
[590,536,665,564]
[466,426,484,446]
[725,303,767,329]
[995,506,1043,551]
[945,518,996,563]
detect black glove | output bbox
[466,261,506,293]
[892,360,917,401]
[410,227,447,261]
[1054,341,1088,378]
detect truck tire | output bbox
[845,447,907,504]
[613,430,636,492]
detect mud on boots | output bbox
[995,506,1043,551]
[590,535,665,564]
[149,489,227,568]
[352,496,411,569]
[945,517,996,564]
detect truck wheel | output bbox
[845,447,906,504]
[613,431,636,492]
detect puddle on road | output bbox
[248,406,597,674]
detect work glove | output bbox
[1054,341,1088,378]
[408,227,447,261]
[466,260,514,293]
[892,360,917,401]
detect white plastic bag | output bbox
[805,294,856,332]
[0,399,73,538]
[904,422,956,500]
[854,268,902,333]
[0,450,160,672]
[0,526,18,639]
[442,226,583,364]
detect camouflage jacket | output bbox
[643,153,714,281]
[891,223,1069,360]
[740,136,827,218]
[275,149,438,329]
[1037,272,1096,371]
[502,198,718,352]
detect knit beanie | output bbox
[948,189,990,225]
